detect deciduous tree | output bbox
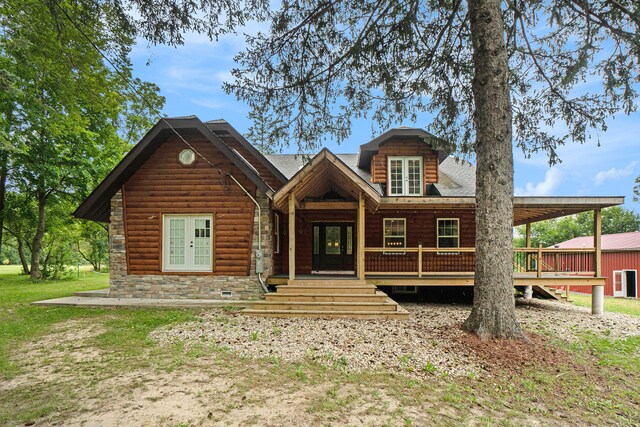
[0,0,163,280]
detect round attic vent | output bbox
[178,148,196,166]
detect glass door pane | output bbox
[168,218,186,266]
[325,226,342,255]
[192,218,211,267]
[389,159,404,195]
[407,158,422,195]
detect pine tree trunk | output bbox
[462,0,524,339]
[29,192,46,281]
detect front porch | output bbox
[254,150,618,318]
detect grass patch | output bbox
[0,266,639,426]
[569,292,640,316]
[0,265,111,377]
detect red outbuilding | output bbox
[553,232,639,298]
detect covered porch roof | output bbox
[377,196,622,225]
[512,196,623,225]
[272,148,381,212]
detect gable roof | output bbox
[271,148,381,212]
[204,119,288,184]
[553,232,640,250]
[357,126,450,169]
[74,116,274,222]
[265,153,385,195]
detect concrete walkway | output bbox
[32,291,252,309]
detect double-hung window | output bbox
[388,156,423,196]
[383,218,406,254]
[163,214,213,272]
[437,218,459,253]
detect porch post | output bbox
[593,208,602,277]
[288,192,296,282]
[357,192,365,280]
[524,223,533,299]
[592,208,604,315]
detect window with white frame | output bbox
[437,218,459,251]
[274,213,280,254]
[383,218,406,254]
[388,156,423,196]
[163,214,213,272]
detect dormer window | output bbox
[388,156,423,196]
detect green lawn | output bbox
[569,292,640,316]
[0,265,195,378]
[0,266,638,426]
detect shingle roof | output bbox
[264,153,475,196]
[553,232,640,250]
[265,153,380,195]
[434,157,476,196]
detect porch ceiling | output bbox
[513,196,624,225]
[273,149,381,212]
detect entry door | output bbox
[163,215,213,272]
[613,270,625,297]
[625,270,637,298]
[312,223,354,271]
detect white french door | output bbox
[613,270,625,298]
[163,215,213,272]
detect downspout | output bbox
[226,173,270,293]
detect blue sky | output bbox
[130,32,640,211]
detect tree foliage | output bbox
[222,1,640,160]
[514,206,640,248]
[0,0,164,278]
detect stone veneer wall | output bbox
[108,190,272,300]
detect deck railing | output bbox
[364,246,596,277]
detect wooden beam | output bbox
[357,192,366,280]
[536,243,543,278]
[525,223,531,271]
[300,201,358,210]
[288,192,296,281]
[594,208,602,277]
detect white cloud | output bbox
[594,160,639,185]
[515,168,562,196]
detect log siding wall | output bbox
[123,135,258,276]
[370,139,439,192]
[273,208,475,275]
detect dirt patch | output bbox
[453,328,578,374]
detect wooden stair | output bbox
[243,279,409,319]
[532,285,573,302]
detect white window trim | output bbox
[383,218,406,255]
[387,156,423,196]
[437,218,460,255]
[274,213,280,254]
[162,214,213,272]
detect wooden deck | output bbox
[267,273,606,288]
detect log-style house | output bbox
[74,116,623,318]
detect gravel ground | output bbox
[151,300,640,379]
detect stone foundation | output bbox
[108,189,272,300]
